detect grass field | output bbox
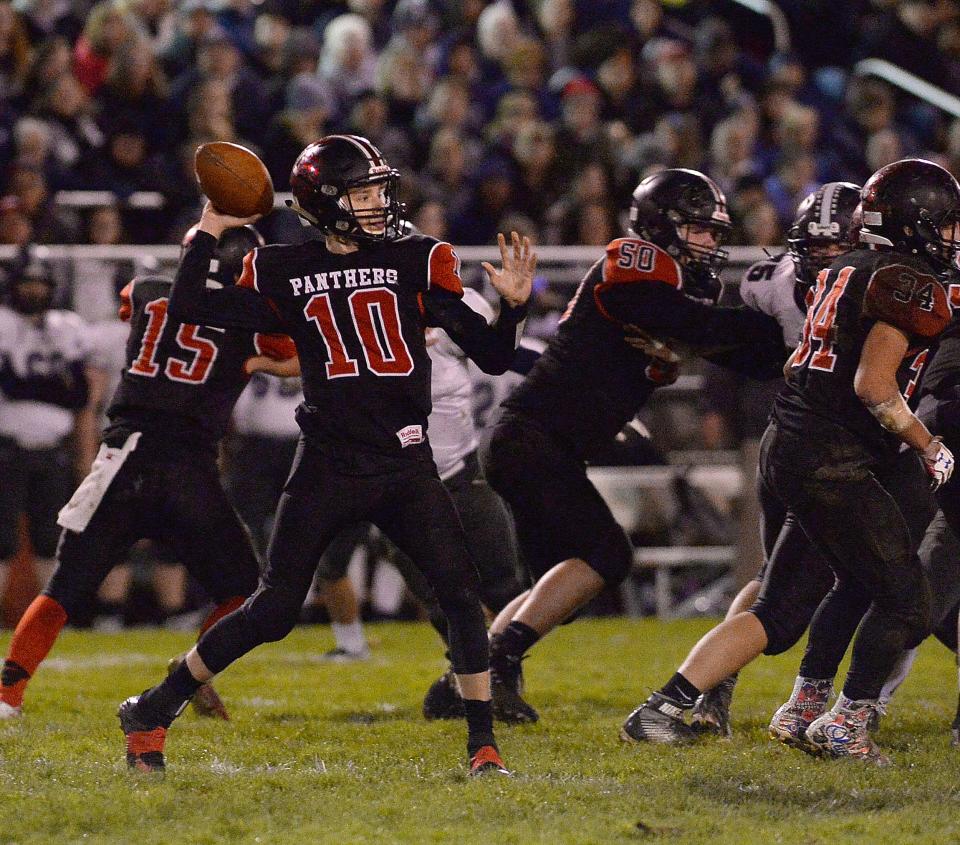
[1,618,959,844]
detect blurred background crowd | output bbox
[4,0,960,630]
[2,0,960,249]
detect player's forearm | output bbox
[702,340,790,380]
[426,292,528,375]
[169,230,217,324]
[855,366,931,450]
[596,285,783,349]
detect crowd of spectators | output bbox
[2,0,960,249]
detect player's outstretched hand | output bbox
[482,231,537,308]
[198,201,262,241]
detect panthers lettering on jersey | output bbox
[0,306,91,449]
[106,276,295,450]
[174,230,525,473]
[774,248,952,459]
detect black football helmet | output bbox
[181,224,265,286]
[288,134,404,243]
[859,157,960,274]
[786,181,861,287]
[629,168,732,300]
[8,256,55,315]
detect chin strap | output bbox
[285,198,322,228]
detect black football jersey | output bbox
[917,302,960,401]
[105,275,295,450]
[773,248,952,458]
[167,231,525,474]
[504,237,785,457]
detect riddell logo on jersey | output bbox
[396,425,424,447]
[288,268,398,296]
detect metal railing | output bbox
[728,0,791,53]
[853,58,960,119]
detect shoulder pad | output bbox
[863,263,951,339]
[237,248,261,291]
[427,241,464,296]
[602,238,682,288]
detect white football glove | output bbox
[921,437,955,491]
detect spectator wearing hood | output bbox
[263,72,333,189]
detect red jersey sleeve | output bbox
[427,242,465,296]
[118,281,133,321]
[601,238,682,288]
[236,249,259,291]
[254,332,297,360]
[863,263,952,339]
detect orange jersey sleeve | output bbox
[254,332,297,360]
[863,263,952,339]
[118,281,134,321]
[236,249,259,291]
[427,242,465,296]
[601,238,682,288]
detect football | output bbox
[194,141,275,217]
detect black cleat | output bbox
[691,675,736,738]
[119,696,167,773]
[423,669,465,720]
[490,654,538,724]
[621,693,698,744]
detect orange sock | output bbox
[1,595,68,708]
[198,596,245,637]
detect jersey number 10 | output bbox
[305,288,414,379]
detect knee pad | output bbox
[753,604,810,656]
[586,527,633,587]
[245,585,301,643]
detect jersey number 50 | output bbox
[305,288,414,379]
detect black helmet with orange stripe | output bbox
[287,134,405,244]
[629,168,731,300]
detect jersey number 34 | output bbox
[793,266,854,373]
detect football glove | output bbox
[921,436,955,491]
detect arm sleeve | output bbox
[168,231,285,332]
[701,338,791,380]
[421,287,528,375]
[595,281,785,349]
[509,343,541,375]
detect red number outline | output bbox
[305,289,413,378]
[129,297,220,384]
[794,266,854,373]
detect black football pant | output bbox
[196,440,489,675]
[224,433,299,556]
[391,451,524,640]
[49,434,260,620]
[755,423,933,701]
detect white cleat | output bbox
[0,702,23,720]
[320,646,371,664]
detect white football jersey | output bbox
[738,253,806,350]
[232,373,304,439]
[426,287,494,479]
[0,306,91,448]
[87,318,130,431]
